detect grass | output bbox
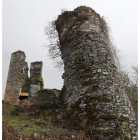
[3,103,39,135]
[3,99,136,139]
[2,102,91,139]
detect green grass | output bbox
[2,102,86,139]
[3,103,51,135]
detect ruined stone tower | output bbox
[29,61,44,97]
[4,51,44,105]
[30,61,43,79]
[55,6,137,139]
[4,51,28,105]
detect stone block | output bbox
[29,84,40,97]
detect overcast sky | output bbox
[2,0,138,99]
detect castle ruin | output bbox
[55,6,137,139]
[4,6,137,139]
[4,50,44,105]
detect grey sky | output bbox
[2,0,138,99]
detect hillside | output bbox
[2,101,92,140]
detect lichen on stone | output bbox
[30,77,44,90]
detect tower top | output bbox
[12,50,26,56]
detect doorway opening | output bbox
[19,92,29,100]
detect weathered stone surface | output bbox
[55,6,137,139]
[19,89,60,107]
[37,89,59,101]
[29,84,40,97]
[30,61,43,79]
[4,51,29,104]
[4,92,21,105]
[4,52,44,105]
[30,61,44,90]
[22,89,59,106]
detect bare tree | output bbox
[120,66,138,119]
[45,19,64,70]
[45,9,121,71]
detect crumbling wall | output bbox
[29,61,44,97]
[20,89,59,107]
[30,61,43,79]
[55,6,137,139]
[4,52,44,105]
[4,51,28,105]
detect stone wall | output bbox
[4,51,28,105]
[20,89,59,107]
[55,6,137,139]
[4,52,44,105]
[30,61,43,79]
[29,61,44,96]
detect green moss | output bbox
[82,81,93,86]
[100,115,118,120]
[34,120,48,126]
[67,95,114,131]
[78,58,85,61]
[118,116,130,123]
[102,97,113,102]
[98,129,118,136]
[38,88,60,97]
[124,136,130,140]
[92,129,131,139]
[70,95,113,105]
[79,74,93,79]
[126,128,132,133]
[59,85,66,101]
[66,94,131,138]
[83,95,113,103]
[82,67,91,73]
[2,103,15,121]
[27,77,44,90]
[81,80,99,86]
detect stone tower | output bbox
[29,61,44,97]
[55,6,137,139]
[4,51,28,105]
[4,51,44,104]
[30,61,43,79]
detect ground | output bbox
[2,102,91,140]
